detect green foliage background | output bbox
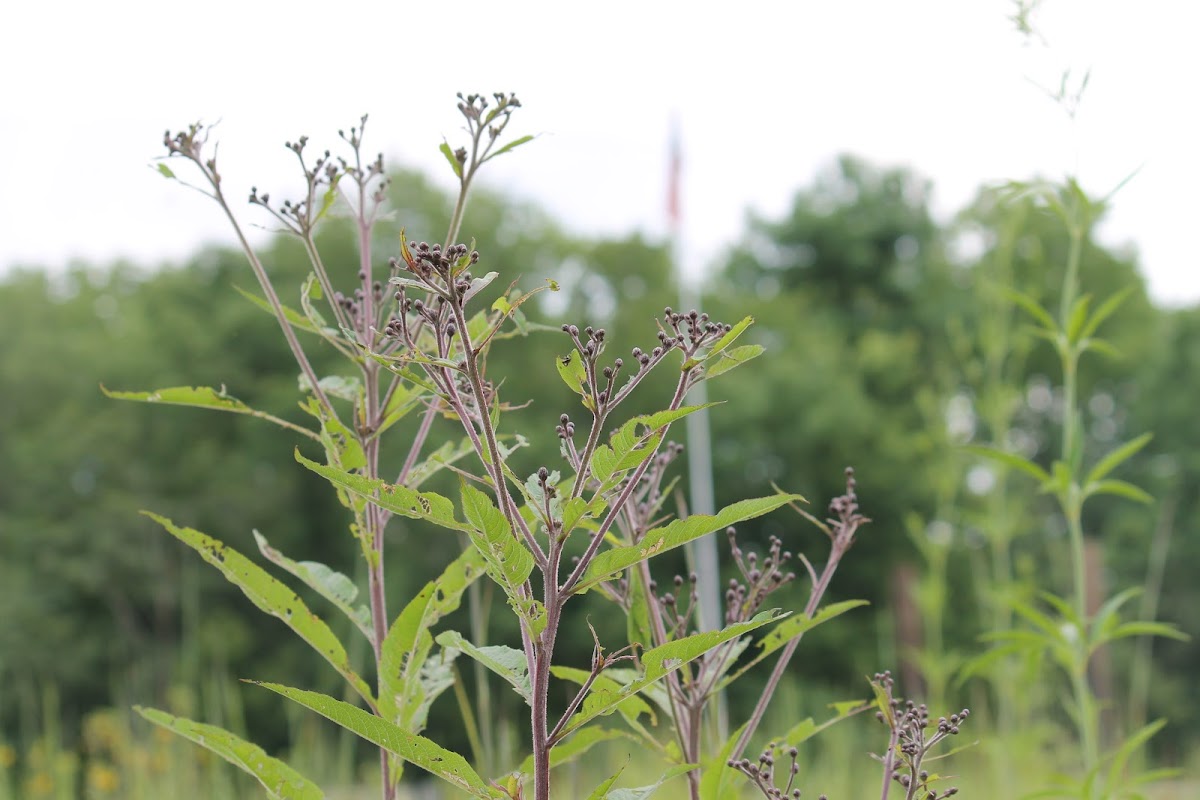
[1,157,1196,791]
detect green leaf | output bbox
[1066,295,1091,343]
[700,722,750,800]
[379,547,486,727]
[586,762,627,800]
[556,349,587,396]
[703,344,764,380]
[1087,479,1154,505]
[156,162,177,179]
[1002,287,1058,331]
[716,600,869,690]
[551,666,656,729]
[576,494,799,592]
[298,374,361,403]
[404,436,477,489]
[557,610,785,738]
[252,530,372,642]
[1080,287,1133,341]
[439,141,464,178]
[487,134,535,160]
[516,727,630,776]
[295,451,466,531]
[1105,621,1189,643]
[684,315,754,370]
[590,405,720,485]
[253,683,501,799]
[234,285,323,336]
[436,630,530,705]
[314,176,341,224]
[143,513,373,705]
[606,764,695,800]
[1106,719,1167,794]
[1085,433,1153,486]
[774,699,869,748]
[135,707,324,799]
[963,444,1050,484]
[460,483,545,635]
[101,384,318,440]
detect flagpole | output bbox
[668,116,728,739]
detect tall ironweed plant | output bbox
[115,96,968,800]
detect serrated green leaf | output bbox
[439,142,464,178]
[963,444,1050,484]
[576,494,799,592]
[253,683,501,798]
[135,708,324,799]
[437,630,530,705]
[557,610,784,738]
[252,531,372,642]
[703,344,764,380]
[379,547,486,727]
[460,483,545,635]
[295,451,465,531]
[143,513,373,704]
[716,600,868,690]
[688,315,754,370]
[101,384,318,440]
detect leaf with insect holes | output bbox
[252,683,503,799]
[135,708,324,799]
[143,513,373,704]
[379,547,486,727]
[101,384,318,440]
[555,610,785,739]
[575,494,799,593]
[716,599,869,690]
[295,451,466,531]
[252,531,372,642]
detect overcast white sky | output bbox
[2,0,1197,304]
